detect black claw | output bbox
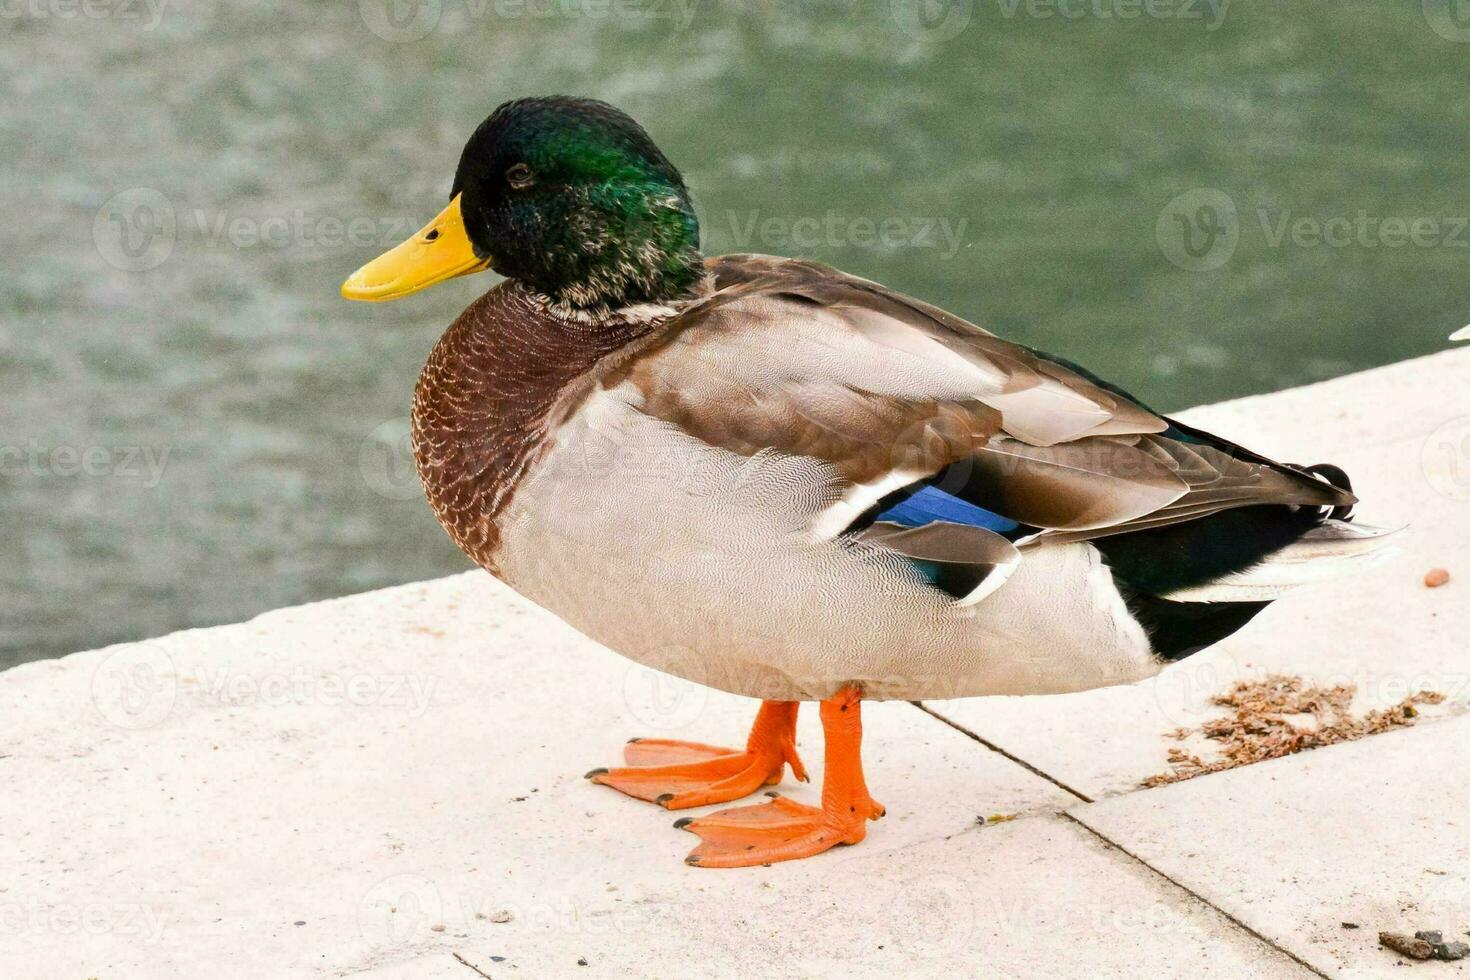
[654,793,675,806]
[673,816,694,829]
[584,768,608,779]
[764,790,780,798]
[626,737,642,744]
[685,856,701,866]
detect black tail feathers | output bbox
[1295,462,1355,522]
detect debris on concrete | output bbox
[1425,567,1451,588]
[1416,930,1470,961]
[1381,931,1435,960]
[1379,930,1470,961]
[488,909,513,923]
[1145,676,1445,787]
[452,952,494,978]
[1341,922,1360,930]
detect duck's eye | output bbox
[507,163,534,189]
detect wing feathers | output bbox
[622,254,1345,564]
[856,520,1021,606]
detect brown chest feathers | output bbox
[411,282,659,573]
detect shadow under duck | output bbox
[342,96,1393,868]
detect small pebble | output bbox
[1439,942,1470,961]
[1425,567,1450,588]
[1341,922,1359,930]
[430,923,445,933]
[489,909,513,923]
[577,957,589,966]
[293,920,305,927]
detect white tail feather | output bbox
[1162,520,1403,603]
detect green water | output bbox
[4,0,1468,665]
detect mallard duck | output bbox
[342,96,1393,868]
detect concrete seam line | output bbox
[1062,812,1335,980]
[907,700,1095,803]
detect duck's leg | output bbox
[586,700,807,810]
[676,684,884,868]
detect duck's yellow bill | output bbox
[340,194,491,301]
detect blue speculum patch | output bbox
[873,484,1020,534]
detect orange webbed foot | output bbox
[677,789,884,868]
[586,701,806,810]
[678,684,882,869]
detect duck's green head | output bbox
[342,97,702,313]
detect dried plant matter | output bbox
[1144,675,1444,787]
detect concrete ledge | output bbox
[3,348,1467,979]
